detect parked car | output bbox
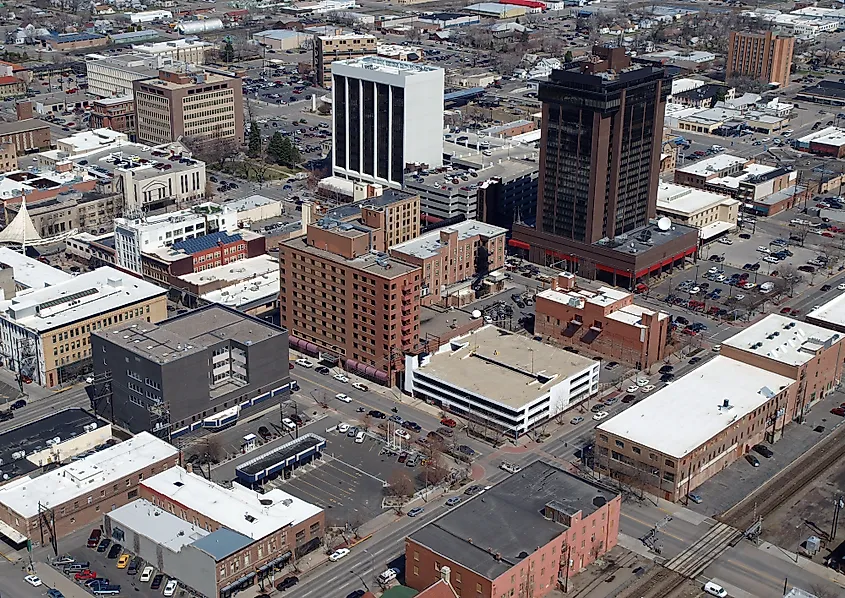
[352,382,369,391]
[151,574,164,590]
[407,507,425,517]
[445,496,462,506]
[96,539,111,552]
[570,416,584,424]
[106,544,122,559]
[745,454,760,467]
[276,576,299,591]
[753,444,774,458]
[163,580,179,597]
[329,548,350,561]
[464,485,484,496]
[440,418,457,428]
[500,462,521,474]
[295,358,313,368]
[87,528,102,548]
[687,493,703,504]
[117,554,130,569]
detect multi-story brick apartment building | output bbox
[135,466,324,597]
[359,190,421,251]
[389,220,507,306]
[534,274,670,369]
[90,96,137,137]
[721,314,845,421]
[134,66,244,146]
[726,30,794,89]
[314,33,377,87]
[279,218,422,383]
[406,461,620,598]
[0,432,178,545]
[596,356,796,501]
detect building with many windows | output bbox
[332,56,443,188]
[85,52,168,98]
[314,33,377,87]
[91,304,290,437]
[404,325,600,437]
[726,31,793,89]
[134,66,244,146]
[279,215,422,383]
[131,39,212,65]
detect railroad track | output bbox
[719,422,845,532]
[614,568,687,598]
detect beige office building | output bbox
[314,34,376,88]
[134,66,244,146]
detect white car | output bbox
[838,283,845,291]
[282,418,296,430]
[338,423,350,433]
[708,267,719,274]
[24,575,42,587]
[352,382,369,391]
[395,428,411,440]
[641,385,656,393]
[333,373,349,383]
[689,286,700,294]
[626,385,639,393]
[735,293,746,300]
[163,580,179,597]
[757,246,770,253]
[329,548,350,561]
[763,256,779,264]
[718,238,733,245]
[295,358,314,368]
[592,411,609,421]
[500,462,522,474]
[716,274,726,282]
[636,378,650,387]
[335,393,352,403]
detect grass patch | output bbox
[210,159,299,182]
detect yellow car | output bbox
[117,554,130,569]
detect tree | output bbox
[267,132,286,164]
[386,471,415,514]
[778,264,804,297]
[564,50,573,63]
[221,40,236,63]
[247,121,262,157]
[359,413,372,432]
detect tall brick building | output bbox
[726,31,794,89]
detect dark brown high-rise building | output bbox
[512,47,698,287]
[726,31,793,89]
[537,47,668,243]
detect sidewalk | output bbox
[32,565,92,598]
[758,541,845,590]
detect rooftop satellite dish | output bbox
[657,217,672,231]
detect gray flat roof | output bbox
[597,219,697,256]
[390,220,507,259]
[283,236,419,279]
[97,305,284,365]
[107,498,209,553]
[409,460,618,580]
[0,119,50,134]
[191,527,254,561]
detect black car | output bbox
[745,453,760,467]
[0,410,12,422]
[257,426,273,441]
[96,539,111,553]
[590,404,605,413]
[752,444,774,458]
[403,421,422,433]
[739,233,751,239]
[621,394,637,403]
[106,543,122,559]
[346,591,366,598]
[276,576,299,591]
[151,575,164,590]
[659,373,675,382]
[822,284,833,292]
[127,557,140,575]
[368,410,386,419]
[10,399,26,410]
[457,445,475,456]
[315,366,330,375]
[605,361,619,370]
[659,365,674,374]
[689,357,702,365]
[464,484,484,496]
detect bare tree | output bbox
[359,413,372,432]
[778,264,804,297]
[387,471,415,514]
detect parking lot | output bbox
[60,541,178,598]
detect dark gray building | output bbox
[90,305,290,439]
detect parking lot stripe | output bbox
[325,456,386,484]
[288,478,346,504]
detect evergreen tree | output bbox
[221,40,235,63]
[266,132,286,164]
[564,50,573,63]
[247,121,261,157]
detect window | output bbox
[127,489,138,499]
[413,551,419,561]
[476,583,482,593]
[615,440,624,448]
[413,566,419,576]
[456,572,461,583]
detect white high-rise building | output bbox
[331,56,444,188]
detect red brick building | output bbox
[90,97,137,137]
[534,273,670,369]
[406,461,620,598]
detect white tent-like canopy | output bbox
[0,197,77,247]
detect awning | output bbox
[0,518,27,544]
[220,572,256,593]
[258,551,292,572]
[508,238,530,250]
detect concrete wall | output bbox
[26,424,112,468]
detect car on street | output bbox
[47,590,64,598]
[395,429,411,440]
[570,416,584,424]
[346,591,366,598]
[24,575,43,587]
[277,576,299,591]
[333,373,349,383]
[641,385,656,393]
[704,582,728,597]
[10,398,26,409]
[839,283,845,291]
[500,462,521,474]
[831,407,845,416]
[151,574,164,590]
[822,284,833,292]
[592,411,609,421]
[335,393,351,403]
[329,548,350,561]
[295,358,313,368]
[407,507,425,517]
[315,366,330,375]
[687,492,703,504]
[352,382,369,391]
[403,421,422,432]
[440,417,457,428]
[163,580,179,597]
[590,404,605,413]
[753,444,773,458]
[369,410,386,419]
[446,496,462,506]
[745,453,760,467]
[622,394,637,403]
[464,484,484,496]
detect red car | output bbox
[440,418,457,428]
[831,407,845,417]
[780,307,792,314]
[75,569,97,581]
[289,362,294,369]
[823,232,835,238]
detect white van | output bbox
[355,430,365,444]
[140,566,154,583]
[703,581,727,597]
[378,568,399,585]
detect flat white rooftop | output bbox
[723,314,843,366]
[0,247,72,290]
[108,498,208,553]
[332,55,440,77]
[179,255,278,287]
[141,467,322,539]
[57,129,129,155]
[132,39,212,53]
[0,266,167,333]
[657,182,737,216]
[115,203,232,234]
[537,285,629,310]
[597,356,795,458]
[807,291,845,328]
[0,432,177,518]
[413,325,597,409]
[797,126,845,147]
[390,219,506,260]
[708,163,781,190]
[676,154,746,177]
